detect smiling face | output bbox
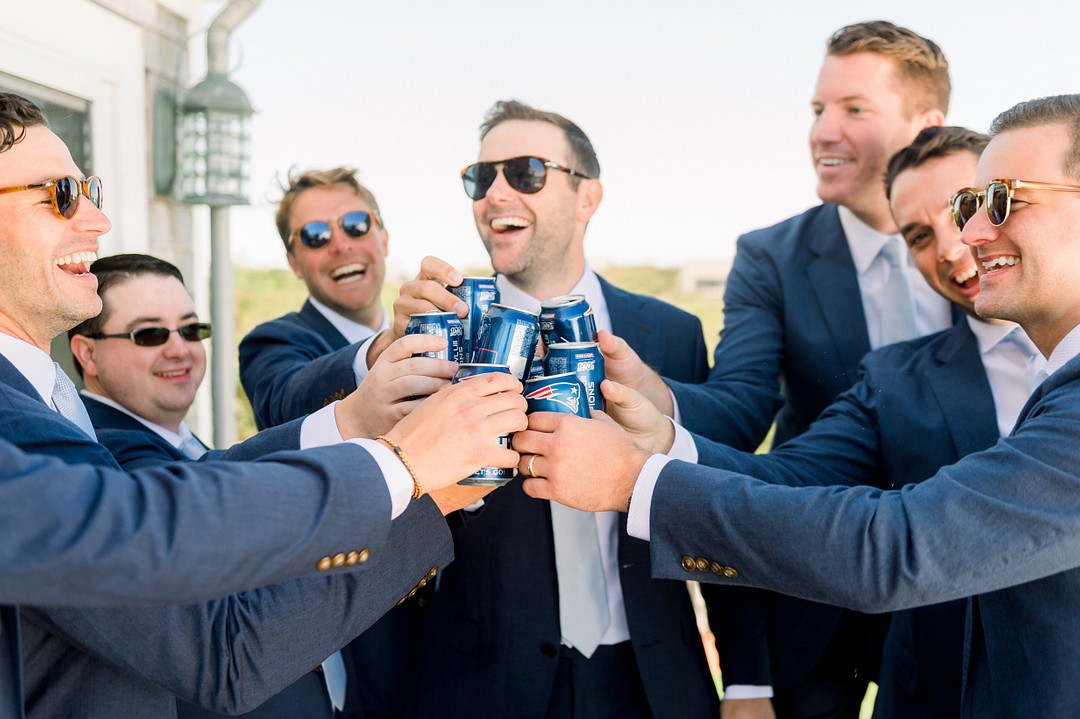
[286,183,388,329]
[890,152,982,314]
[72,274,207,433]
[962,123,1080,354]
[0,126,110,351]
[472,119,600,299]
[810,52,942,232]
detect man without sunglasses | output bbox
[516,93,1080,719]
[0,91,526,718]
[598,21,953,718]
[364,99,717,719]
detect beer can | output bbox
[527,336,546,379]
[544,341,605,412]
[539,294,598,347]
[453,363,515,486]
[405,311,466,364]
[472,303,539,380]
[524,373,591,418]
[449,277,500,360]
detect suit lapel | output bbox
[926,323,1000,456]
[599,276,658,367]
[805,206,872,366]
[299,300,350,350]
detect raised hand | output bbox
[597,330,676,415]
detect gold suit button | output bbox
[316,556,332,572]
[695,557,710,572]
[721,566,739,578]
[345,551,360,566]
[331,552,346,568]
[426,566,438,579]
[681,556,696,572]
[710,561,723,575]
[357,548,371,564]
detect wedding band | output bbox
[527,454,538,478]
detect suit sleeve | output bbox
[239,320,362,429]
[648,375,1080,613]
[0,440,452,607]
[21,497,451,713]
[667,235,786,452]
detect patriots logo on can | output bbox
[525,381,582,414]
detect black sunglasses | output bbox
[460,156,591,201]
[86,322,212,347]
[289,210,378,250]
[0,175,103,220]
[949,179,1080,231]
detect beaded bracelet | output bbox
[375,436,423,499]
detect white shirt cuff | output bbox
[669,386,682,424]
[626,454,672,542]
[300,403,413,519]
[668,419,699,463]
[723,685,775,700]
[352,334,378,385]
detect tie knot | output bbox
[880,240,906,268]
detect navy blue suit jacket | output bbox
[649,348,1080,718]
[82,395,357,719]
[240,299,360,430]
[0,355,452,719]
[693,321,999,718]
[405,276,717,719]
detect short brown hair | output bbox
[274,167,382,250]
[885,126,989,200]
[0,92,48,154]
[989,94,1080,181]
[828,21,951,116]
[479,100,600,184]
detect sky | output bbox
[208,0,1079,277]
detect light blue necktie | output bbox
[321,651,347,712]
[879,241,917,346]
[550,502,610,658]
[179,434,208,459]
[51,363,97,440]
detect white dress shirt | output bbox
[966,318,1041,438]
[0,332,415,519]
[497,266,632,648]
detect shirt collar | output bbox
[837,205,905,275]
[80,390,191,449]
[1046,323,1080,377]
[494,265,606,317]
[0,332,59,405]
[308,297,389,345]
[966,315,1026,356]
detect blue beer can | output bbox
[453,363,515,486]
[524,373,591,418]
[405,311,466,364]
[544,341,605,412]
[449,277,500,360]
[472,303,539,380]
[539,294,598,348]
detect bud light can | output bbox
[405,311,466,363]
[524,373,591,418]
[472,304,539,380]
[539,294,598,348]
[449,276,500,360]
[454,363,515,486]
[544,341,605,412]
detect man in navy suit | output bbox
[240,169,455,718]
[68,253,367,718]
[377,100,717,718]
[520,94,1080,719]
[0,91,527,718]
[603,21,954,718]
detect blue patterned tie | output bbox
[321,651,347,712]
[51,363,97,440]
[879,241,917,346]
[550,502,610,658]
[179,435,208,459]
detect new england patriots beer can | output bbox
[405,311,466,363]
[449,276,500,360]
[471,304,539,380]
[454,363,515,486]
[539,294,598,347]
[524,373,591,418]
[544,341,605,412]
